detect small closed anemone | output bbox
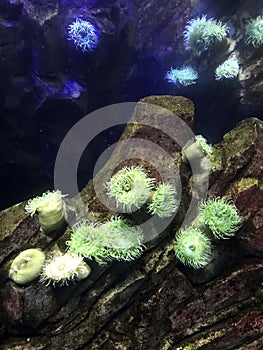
[174,228,212,269]
[40,251,91,287]
[148,183,179,218]
[245,15,263,47]
[199,198,243,239]
[68,18,100,52]
[184,15,228,53]
[67,221,111,263]
[182,135,212,164]
[25,190,67,233]
[107,166,155,212]
[100,216,144,261]
[165,66,198,87]
[9,248,46,285]
[215,57,239,80]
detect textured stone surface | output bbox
[0,98,262,349]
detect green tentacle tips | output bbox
[100,216,144,261]
[148,183,179,218]
[245,15,263,47]
[199,198,242,239]
[184,15,228,53]
[67,217,144,263]
[66,221,110,263]
[106,166,155,212]
[215,57,239,80]
[174,228,212,269]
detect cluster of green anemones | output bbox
[174,198,242,269]
[184,14,263,51]
[166,14,263,87]
[67,216,144,263]
[107,166,178,218]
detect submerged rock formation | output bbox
[1,0,263,210]
[0,95,262,349]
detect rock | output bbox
[0,97,262,349]
[239,56,263,106]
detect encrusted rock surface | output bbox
[0,96,262,349]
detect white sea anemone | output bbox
[215,57,239,80]
[40,251,91,286]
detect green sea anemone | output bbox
[67,221,110,263]
[165,66,198,86]
[215,57,239,80]
[40,251,91,286]
[106,166,155,212]
[148,183,179,217]
[100,216,144,261]
[199,198,242,239]
[67,217,144,263]
[174,228,212,269]
[195,135,213,156]
[25,190,67,233]
[245,15,263,47]
[182,135,212,165]
[184,15,228,53]
[9,248,46,285]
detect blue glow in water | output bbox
[62,80,87,98]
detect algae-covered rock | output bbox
[0,98,262,350]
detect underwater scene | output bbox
[0,0,263,349]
